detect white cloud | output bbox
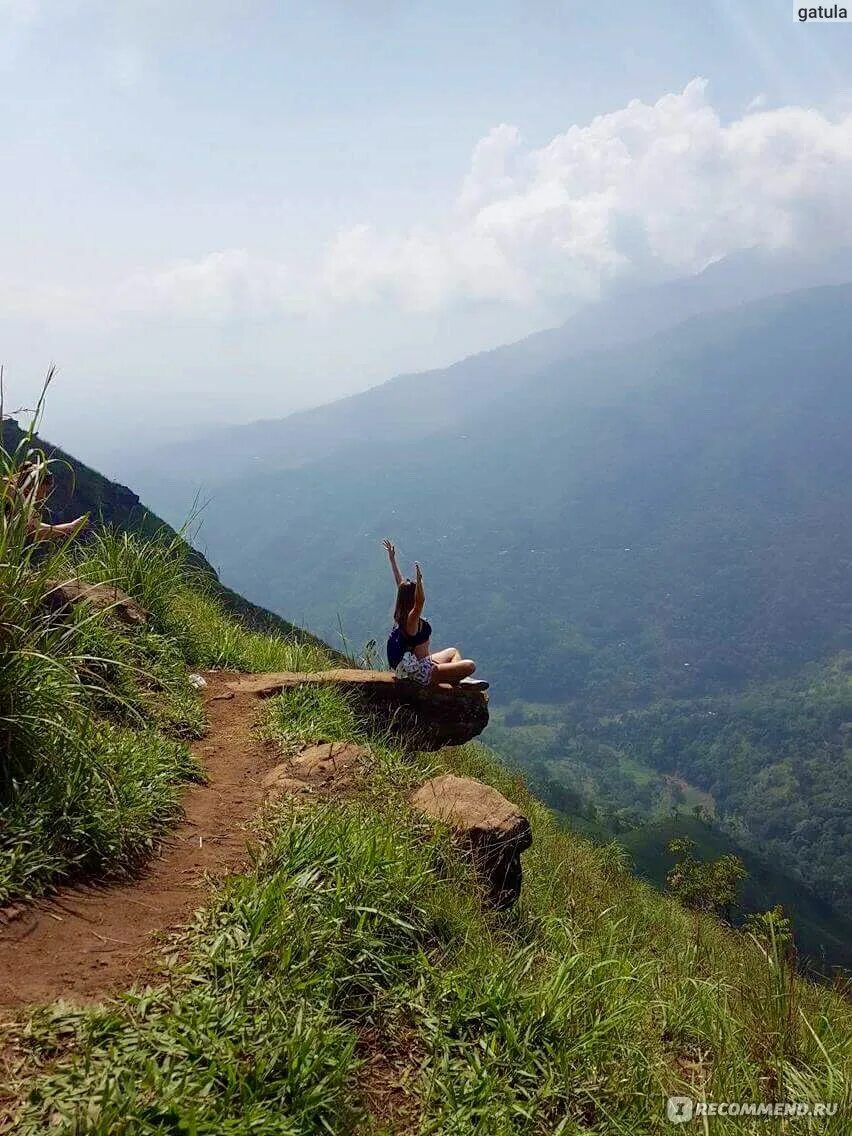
[317,223,531,312]
[104,44,148,91]
[118,249,305,321]
[320,78,852,310]
[118,80,852,320]
[0,0,41,64]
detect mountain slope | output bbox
[5,415,847,977]
[129,247,852,506]
[127,283,852,926]
[0,417,330,647]
[10,684,851,1131]
[617,813,852,973]
[5,439,848,1129]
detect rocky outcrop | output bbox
[228,670,488,751]
[409,774,532,908]
[44,579,149,626]
[263,741,366,801]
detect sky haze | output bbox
[1,1,851,464]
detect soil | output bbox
[0,672,276,1009]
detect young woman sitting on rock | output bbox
[382,538,487,689]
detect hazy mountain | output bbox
[149,283,852,690]
[128,282,852,921]
[129,247,852,510]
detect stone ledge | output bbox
[227,670,488,750]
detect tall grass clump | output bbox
[1,422,199,901]
[0,437,90,783]
[76,527,331,674]
[2,397,331,903]
[167,588,331,673]
[74,525,200,628]
[0,723,195,903]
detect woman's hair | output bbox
[394,579,416,627]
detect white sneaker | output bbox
[459,678,489,691]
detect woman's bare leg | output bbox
[431,659,476,684]
[430,647,462,665]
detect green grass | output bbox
[619,816,852,975]
[1,441,200,902]
[0,722,197,903]
[166,589,330,674]
[3,431,850,1133]
[8,683,849,1134]
[1,436,334,902]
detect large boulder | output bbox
[44,578,148,626]
[228,670,488,751]
[409,774,532,908]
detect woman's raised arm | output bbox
[413,561,425,612]
[383,538,403,587]
[404,561,426,635]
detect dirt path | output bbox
[0,672,275,1009]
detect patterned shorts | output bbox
[395,652,435,685]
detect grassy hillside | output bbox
[9,705,852,1132]
[618,816,852,976]
[2,464,850,1131]
[487,697,852,975]
[0,421,334,903]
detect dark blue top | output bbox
[387,618,432,668]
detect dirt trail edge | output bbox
[0,671,274,1009]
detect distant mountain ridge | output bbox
[129,246,852,508]
[145,282,852,695]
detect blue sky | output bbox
[1,2,851,462]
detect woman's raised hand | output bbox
[382,538,396,557]
[414,561,423,581]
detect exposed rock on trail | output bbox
[263,741,367,802]
[228,669,489,750]
[410,774,532,908]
